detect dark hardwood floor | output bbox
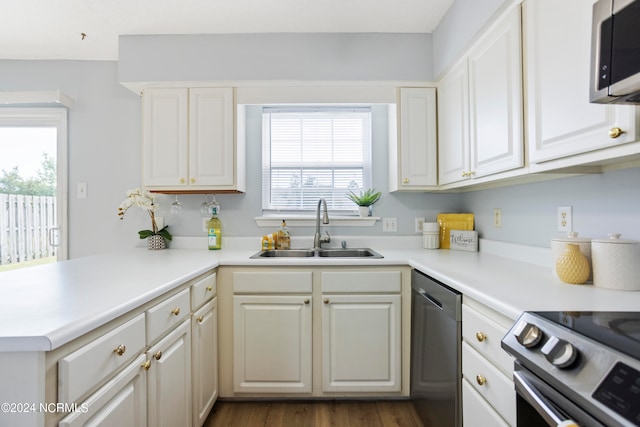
[204,400,424,427]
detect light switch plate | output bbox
[383,217,397,232]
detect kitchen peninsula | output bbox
[2,239,639,427]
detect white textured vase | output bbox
[147,235,167,250]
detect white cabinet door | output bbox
[142,88,189,187]
[390,87,438,190]
[192,298,218,427]
[59,354,147,427]
[439,6,524,186]
[525,0,638,165]
[438,62,470,185]
[147,319,192,427]
[189,88,235,188]
[321,294,401,392]
[233,295,312,393]
[469,6,524,178]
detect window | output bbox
[262,106,372,213]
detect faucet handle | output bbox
[322,231,331,243]
[341,240,347,249]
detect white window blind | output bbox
[262,106,372,212]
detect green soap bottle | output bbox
[207,203,222,250]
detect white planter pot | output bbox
[358,206,371,217]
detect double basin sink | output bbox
[250,248,383,259]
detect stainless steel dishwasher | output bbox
[411,269,462,427]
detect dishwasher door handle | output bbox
[418,288,443,310]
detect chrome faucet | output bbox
[314,198,330,249]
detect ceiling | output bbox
[1,0,455,61]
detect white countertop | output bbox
[1,238,639,352]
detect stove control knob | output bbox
[541,336,578,368]
[513,321,543,348]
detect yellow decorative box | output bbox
[437,213,474,249]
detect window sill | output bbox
[255,215,379,227]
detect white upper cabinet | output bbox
[142,87,245,193]
[524,0,639,169]
[389,87,438,191]
[438,6,524,186]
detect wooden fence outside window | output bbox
[0,193,56,265]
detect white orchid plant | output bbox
[117,188,172,242]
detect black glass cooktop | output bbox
[534,311,640,361]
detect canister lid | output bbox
[422,222,440,232]
[551,231,591,243]
[592,233,639,245]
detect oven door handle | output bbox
[514,370,581,427]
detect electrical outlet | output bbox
[557,206,573,232]
[494,208,502,228]
[415,217,425,233]
[383,217,397,232]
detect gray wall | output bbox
[119,33,434,83]
[432,0,512,78]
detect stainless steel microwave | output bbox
[590,0,640,104]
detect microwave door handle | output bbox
[513,371,580,427]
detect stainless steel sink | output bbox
[316,248,383,258]
[250,248,383,259]
[250,249,315,258]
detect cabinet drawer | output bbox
[147,288,190,344]
[321,271,401,293]
[191,272,217,310]
[58,313,145,403]
[233,271,312,294]
[462,304,513,375]
[462,342,516,426]
[59,354,147,427]
[462,379,510,427]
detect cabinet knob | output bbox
[304,299,310,305]
[153,351,163,360]
[323,298,330,304]
[609,127,624,139]
[476,375,486,386]
[171,307,181,316]
[196,316,204,323]
[142,360,151,371]
[461,170,475,178]
[206,285,213,292]
[190,178,196,184]
[113,344,126,356]
[475,332,487,342]
[179,178,185,184]
[403,178,409,184]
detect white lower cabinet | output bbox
[59,354,148,427]
[320,270,402,393]
[233,294,313,393]
[191,298,218,427]
[222,267,409,398]
[146,319,192,427]
[321,293,401,392]
[461,299,515,426]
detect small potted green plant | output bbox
[347,188,382,217]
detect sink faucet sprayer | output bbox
[314,198,331,249]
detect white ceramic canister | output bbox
[551,232,592,281]
[423,223,440,249]
[591,233,640,291]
